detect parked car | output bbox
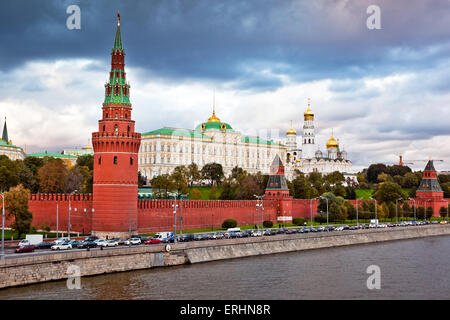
[96,240,109,247]
[35,241,55,249]
[131,235,148,241]
[324,226,335,232]
[110,238,124,245]
[213,231,225,239]
[84,236,98,242]
[301,227,310,233]
[252,230,263,237]
[285,229,297,234]
[145,238,162,244]
[349,226,358,230]
[77,240,98,249]
[125,238,141,245]
[225,231,239,239]
[335,226,344,231]
[105,239,119,246]
[15,245,35,253]
[180,234,195,242]
[440,221,448,224]
[68,240,83,247]
[263,229,273,236]
[317,227,325,232]
[51,242,72,250]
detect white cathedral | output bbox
[284,100,352,180]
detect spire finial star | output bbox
[118,12,120,26]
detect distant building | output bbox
[0,118,25,161]
[26,152,77,167]
[138,109,286,183]
[62,143,94,157]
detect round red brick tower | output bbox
[91,13,141,238]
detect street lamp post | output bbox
[396,198,403,225]
[409,198,416,222]
[320,196,329,227]
[68,190,78,240]
[1,191,5,259]
[172,197,179,237]
[310,198,318,228]
[355,199,360,227]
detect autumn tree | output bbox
[5,184,33,237]
[38,158,68,193]
[187,163,201,187]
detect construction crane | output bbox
[398,155,444,166]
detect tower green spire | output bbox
[2,117,8,143]
[113,12,123,51]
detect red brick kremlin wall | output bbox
[5,197,317,234]
[1,196,444,235]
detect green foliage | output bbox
[292,217,306,226]
[209,185,218,200]
[222,218,237,229]
[417,206,426,219]
[187,163,201,187]
[151,174,174,199]
[426,206,434,219]
[201,163,224,186]
[5,184,33,237]
[190,188,203,200]
[374,181,404,204]
[40,223,51,232]
[439,206,447,218]
[343,201,356,220]
[263,220,274,228]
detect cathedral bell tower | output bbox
[302,98,315,159]
[91,13,141,238]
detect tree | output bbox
[38,158,68,193]
[201,163,224,186]
[387,202,396,220]
[151,174,174,199]
[209,185,218,200]
[367,164,387,183]
[329,202,346,222]
[187,163,201,187]
[191,188,202,200]
[76,154,93,171]
[219,179,236,200]
[439,206,447,218]
[417,206,425,220]
[0,155,19,192]
[403,172,419,189]
[235,175,263,200]
[333,185,346,197]
[343,201,356,220]
[138,171,146,188]
[378,173,393,183]
[292,173,313,199]
[222,219,237,229]
[402,201,412,218]
[171,166,189,196]
[65,167,84,193]
[344,187,357,200]
[5,184,33,237]
[426,206,434,219]
[325,171,345,185]
[374,182,403,204]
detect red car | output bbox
[15,245,35,253]
[144,238,162,244]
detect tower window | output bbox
[114,156,118,164]
[115,113,118,119]
[125,113,128,119]
[130,157,133,165]
[98,156,101,165]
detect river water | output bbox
[1,236,449,300]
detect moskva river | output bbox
[1,236,449,300]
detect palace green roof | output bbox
[0,139,18,148]
[27,152,77,159]
[194,121,233,131]
[142,128,210,139]
[241,136,282,146]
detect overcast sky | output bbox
[1,0,450,172]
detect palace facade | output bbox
[138,109,286,183]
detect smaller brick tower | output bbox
[415,160,447,217]
[91,13,141,238]
[265,155,293,224]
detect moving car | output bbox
[51,242,72,250]
[252,230,263,237]
[144,238,162,244]
[124,238,141,245]
[106,240,119,246]
[35,241,55,249]
[77,240,98,249]
[15,245,35,253]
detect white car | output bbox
[96,240,108,247]
[51,242,72,250]
[251,231,263,237]
[54,237,70,245]
[106,240,119,246]
[125,238,141,245]
[335,226,344,231]
[377,224,388,228]
[18,239,30,247]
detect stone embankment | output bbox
[1,225,449,289]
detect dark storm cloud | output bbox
[2,0,450,88]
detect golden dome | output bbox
[286,128,296,135]
[207,110,221,123]
[304,99,314,120]
[326,134,339,149]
